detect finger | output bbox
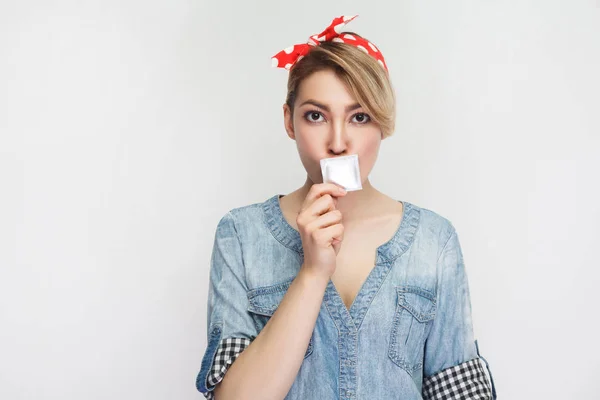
[315,223,345,246]
[302,183,347,209]
[305,194,337,218]
[306,209,342,231]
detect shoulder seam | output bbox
[223,210,248,279]
[436,226,457,264]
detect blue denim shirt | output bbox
[196,194,496,399]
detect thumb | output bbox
[332,238,342,255]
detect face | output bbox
[283,69,383,186]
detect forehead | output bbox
[295,69,357,107]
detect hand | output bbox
[296,183,347,280]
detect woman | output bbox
[196,15,497,400]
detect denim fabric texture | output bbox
[196,194,495,399]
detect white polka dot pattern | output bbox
[271,15,388,72]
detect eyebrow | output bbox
[298,99,362,113]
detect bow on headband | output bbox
[271,15,388,72]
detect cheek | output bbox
[357,136,382,174]
[295,127,325,157]
[361,136,381,154]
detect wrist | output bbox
[298,265,330,289]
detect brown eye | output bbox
[304,111,325,123]
[352,113,370,124]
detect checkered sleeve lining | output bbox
[422,357,493,400]
[202,337,252,400]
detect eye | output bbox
[351,112,371,124]
[304,110,325,123]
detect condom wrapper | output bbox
[320,154,362,191]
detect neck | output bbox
[294,175,383,221]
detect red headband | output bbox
[271,15,388,72]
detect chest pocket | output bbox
[247,278,314,359]
[388,285,437,375]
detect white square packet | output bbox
[320,154,362,191]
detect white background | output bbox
[1,1,599,399]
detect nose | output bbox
[327,120,348,156]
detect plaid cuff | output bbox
[202,337,252,400]
[422,357,493,399]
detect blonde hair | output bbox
[285,32,396,138]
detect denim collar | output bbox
[262,194,420,264]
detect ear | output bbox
[283,103,296,140]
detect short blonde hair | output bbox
[285,32,396,138]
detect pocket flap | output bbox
[396,285,437,323]
[247,278,294,317]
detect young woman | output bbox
[196,15,497,400]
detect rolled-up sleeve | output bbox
[422,228,497,399]
[195,211,258,399]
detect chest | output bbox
[330,212,403,310]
